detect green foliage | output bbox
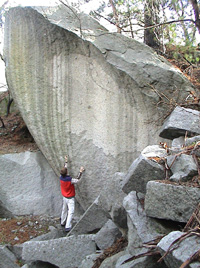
[166,43,200,64]
[86,0,200,49]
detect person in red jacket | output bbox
[60,156,85,232]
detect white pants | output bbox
[60,197,75,229]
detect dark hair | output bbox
[60,168,67,176]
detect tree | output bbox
[144,0,161,48]
[85,0,200,49]
[190,0,200,34]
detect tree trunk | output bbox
[190,0,200,34]
[144,0,160,49]
[109,0,121,33]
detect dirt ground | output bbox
[0,109,38,154]
[0,215,61,246]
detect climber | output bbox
[60,155,85,232]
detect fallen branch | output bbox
[122,249,161,264]
[180,248,200,268]
[158,227,200,263]
[184,203,200,232]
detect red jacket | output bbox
[60,175,75,198]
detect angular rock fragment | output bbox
[145,181,200,222]
[123,191,171,255]
[158,231,200,268]
[115,250,167,268]
[141,145,168,158]
[185,135,200,146]
[69,196,108,235]
[79,253,102,268]
[122,155,165,194]
[159,106,200,139]
[99,173,127,230]
[0,245,20,268]
[95,220,122,250]
[22,235,96,268]
[0,151,61,216]
[167,154,198,182]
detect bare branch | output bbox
[94,11,124,32]
[58,0,83,38]
[93,13,196,36]
[109,0,121,33]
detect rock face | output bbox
[159,106,200,139]
[158,231,200,268]
[145,181,200,222]
[1,106,200,268]
[0,151,62,216]
[0,246,20,268]
[122,154,165,194]
[22,235,96,268]
[4,7,193,209]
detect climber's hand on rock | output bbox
[80,167,85,173]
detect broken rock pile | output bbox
[1,106,200,268]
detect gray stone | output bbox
[185,135,200,146]
[145,181,200,222]
[99,173,127,230]
[167,154,198,182]
[0,245,20,268]
[30,227,66,241]
[171,136,200,153]
[171,136,185,150]
[159,106,200,139]
[123,191,171,255]
[158,231,200,268]
[115,250,167,268]
[0,151,62,216]
[22,234,96,268]
[141,145,168,158]
[79,253,102,268]
[95,220,122,250]
[99,251,126,268]
[8,244,23,261]
[69,196,108,235]
[0,199,13,218]
[4,7,192,209]
[122,155,165,194]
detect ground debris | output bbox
[0,215,60,246]
[0,111,38,154]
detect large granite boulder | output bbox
[145,181,200,222]
[69,196,108,235]
[95,220,122,250]
[159,106,200,139]
[99,172,127,230]
[158,231,200,268]
[123,191,172,255]
[22,234,96,268]
[0,246,20,268]
[0,151,62,216]
[122,154,165,194]
[167,154,198,182]
[4,7,193,209]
